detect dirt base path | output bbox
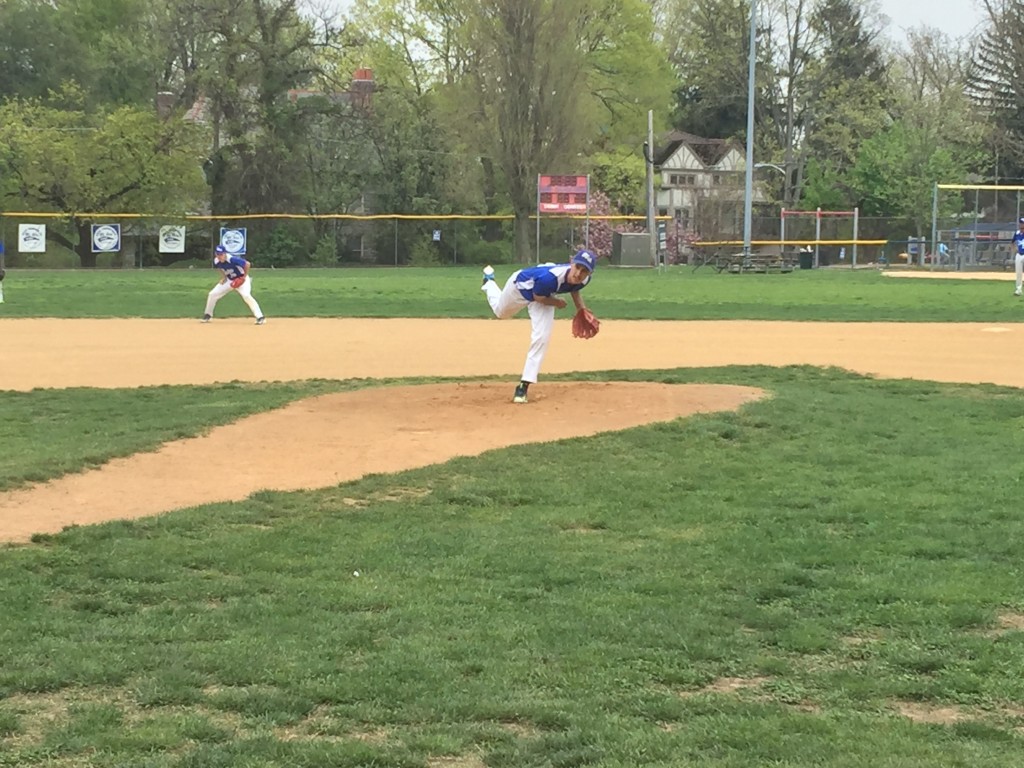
[1,317,1019,542]
[2,318,1022,390]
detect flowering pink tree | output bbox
[575,189,701,265]
[574,189,644,262]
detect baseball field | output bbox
[1,266,1024,766]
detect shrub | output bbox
[311,234,338,267]
[457,238,510,266]
[262,227,302,267]
[408,237,442,266]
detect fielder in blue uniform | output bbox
[1013,218,1024,296]
[202,244,265,324]
[480,248,596,403]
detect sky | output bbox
[874,0,984,41]
[304,0,987,45]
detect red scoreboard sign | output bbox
[537,174,589,214]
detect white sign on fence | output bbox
[18,224,46,253]
[159,225,186,253]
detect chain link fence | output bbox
[0,211,932,270]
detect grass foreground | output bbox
[2,366,1024,766]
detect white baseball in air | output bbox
[353,570,360,577]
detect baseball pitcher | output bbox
[480,248,598,403]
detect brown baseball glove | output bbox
[571,307,600,339]
[230,276,245,289]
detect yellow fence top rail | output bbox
[937,184,1024,191]
[0,212,673,221]
[695,239,889,246]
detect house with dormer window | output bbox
[654,131,760,241]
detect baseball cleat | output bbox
[255,316,266,325]
[201,314,212,323]
[1015,289,1022,297]
[482,265,495,285]
[512,383,528,404]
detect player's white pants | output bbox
[483,272,555,384]
[1015,253,1024,293]
[205,276,263,318]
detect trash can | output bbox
[799,251,813,270]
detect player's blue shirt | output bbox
[214,255,248,280]
[514,263,590,301]
[1013,231,1024,255]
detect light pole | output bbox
[742,0,758,258]
[643,110,656,268]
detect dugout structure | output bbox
[930,183,1024,270]
[781,208,860,268]
[691,206,881,271]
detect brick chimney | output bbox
[351,68,375,109]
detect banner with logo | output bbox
[91,223,121,253]
[159,225,186,253]
[18,223,46,253]
[219,227,247,256]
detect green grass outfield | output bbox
[2,269,1024,766]
[0,265,1021,321]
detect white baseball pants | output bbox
[205,276,263,318]
[483,272,555,384]
[1016,253,1024,293]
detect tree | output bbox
[803,0,890,173]
[142,0,343,238]
[463,0,672,262]
[583,189,645,261]
[587,148,646,215]
[847,123,964,235]
[343,0,672,261]
[663,0,753,140]
[0,0,159,108]
[0,89,209,267]
[0,0,73,103]
[968,0,1024,175]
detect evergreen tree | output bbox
[966,0,1024,172]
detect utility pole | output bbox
[742,0,757,258]
[645,110,656,267]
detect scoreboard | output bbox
[538,175,589,214]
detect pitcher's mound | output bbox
[0,381,764,543]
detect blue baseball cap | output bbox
[571,248,596,271]
[214,244,227,254]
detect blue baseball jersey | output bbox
[214,255,248,280]
[1014,231,1024,255]
[514,263,590,301]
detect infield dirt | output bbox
[1,316,1021,541]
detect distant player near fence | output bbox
[1013,218,1024,297]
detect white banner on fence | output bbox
[159,225,186,253]
[18,224,46,253]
